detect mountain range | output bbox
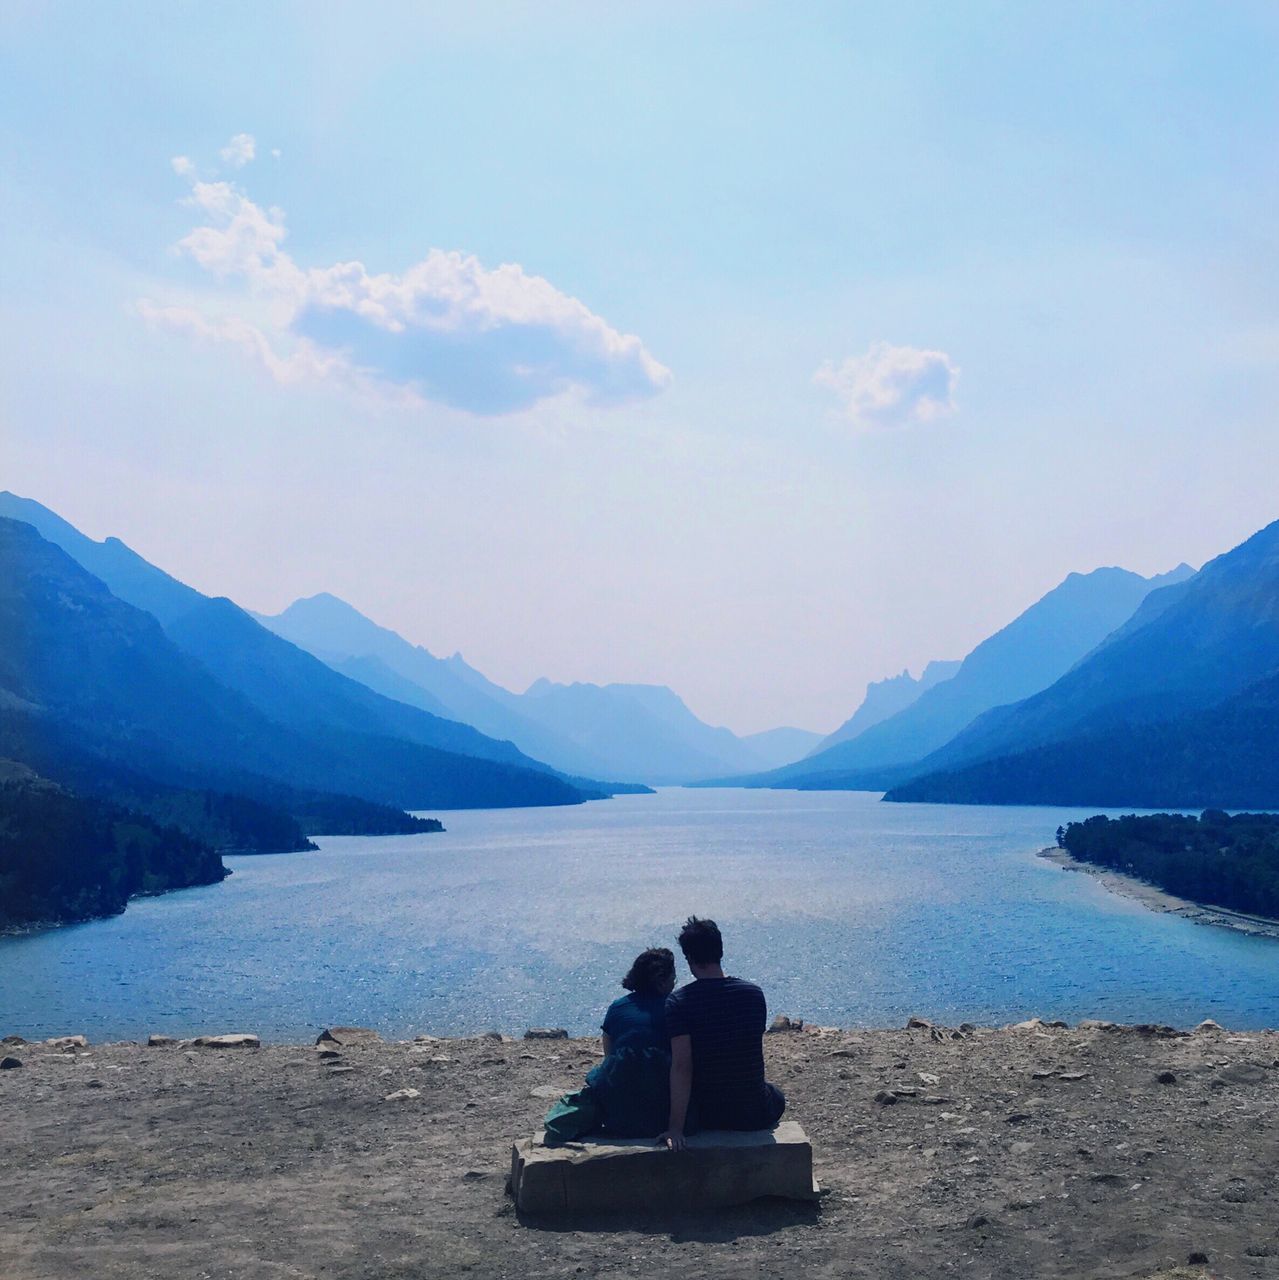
[254,591,820,783]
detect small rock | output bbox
[383,1088,421,1102]
[917,1072,940,1085]
[147,1035,177,1048]
[44,1035,88,1052]
[479,1030,503,1040]
[1187,1251,1209,1266]
[1005,1198,1036,1211]
[1211,1062,1267,1088]
[874,1089,899,1105]
[326,1064,356,1076]
[317,1027,380,1047]
[0,1055,23,1070]
[921,1094,951,1105]
[85,1078,104,1089]
[1057,1071,1089,1081]
[769,1015,802,1033]
[958,1023,975,1034]
[1077,1020,1115,1032]
[192,1034,260,1049]
[316,1048,342,1061]
[1089,1171,1123,1184]
[1223,1181,1252,1204]
[2,1035,27,1046]
[1011,1018,1044,1031]
[965,1213,992,1229]
[828,1048,857,1059]
[905,1016,932,1029]
[1005,1112,1034,1125]
[524,1028,568,1040]
[1156,1070,1177,1085]
[1195,1019,1223,1034]
[1045,1020,1069,1029]
[1030,1070,1055,1080]
[530,1084,571,1099]
[462,1169,491,1181]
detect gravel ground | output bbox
[2,1020,1277,1280]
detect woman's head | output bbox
[621,946,676,998]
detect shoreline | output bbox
[1038,846,1279,940]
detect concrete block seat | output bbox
[510,1120,819,1214]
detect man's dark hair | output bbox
[621,946,675,995]
[677,916,723,966]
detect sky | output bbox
[4,2,1279,735]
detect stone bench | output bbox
[510,1121,819,1214]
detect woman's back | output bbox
[601,991,668,1054]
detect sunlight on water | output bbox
[2,789,1276,1040]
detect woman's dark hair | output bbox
[621,946,675,995]
[677,916,723,965]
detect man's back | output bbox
[664,976,771,1130]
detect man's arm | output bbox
[659,1034,692,1151]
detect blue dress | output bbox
[588,993,671,1136]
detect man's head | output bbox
[677,916,723,973]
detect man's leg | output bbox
[763,1082,786,1127]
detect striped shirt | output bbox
[665,976,770,1130]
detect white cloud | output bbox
[154,163,671,414]
[170,155,195,177]
[219,132,256,168]
[815,342,958,430]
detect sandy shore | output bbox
[3,1023,1278,1280]
[1038,847,1279,940]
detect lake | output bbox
[2,788,1276,1041]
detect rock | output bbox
[524,1028,568,1040]
[769,1015,802,1033]
[1187,1251,1209,1265]
[1005,1112,1034,1124]
[1011,1018,1044,1031]
[965,1213,992,1229]
[192,1034,260,1049]
[1006,1198,1036,1211]
[326,1065,356,1076]
[316,1027,380,1047]
[479,1030,504,1041]
[1045,1020,1069,1029]
[383,1088,421,1102]
[917,1072,940,1085]
[0,1055,22,1069]
[1,1035,27,1046]
[905,1016,932,1029]
[147,1035,177,1047]
[958,1023,975,1034]
[44,1035,88,1051]
[828,1048,857,1058]
[316,1049,342,1061]
[530,1084,570,1100]
[1030,1070,1055,1080]
[1057,1071,1089,1081]
[510,1121,819,1213]
[1077,1020,1115,1032]
[1195,1019,1223,1034]
[1211,1062,1267,1088]
[85,1078,104,1089]
[1156,1070,1177,1085]
[462,1169,491,1181]
[873,1090,899,1105]
[920,1094,950,1105]
[1132,1023,1184,1038]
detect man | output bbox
[659,916,786,1151]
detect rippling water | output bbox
[2,788,1276,1040]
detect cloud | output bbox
[219,132,256,168]
[815,342,958,429]
[170,155,195,177]
[155,164,670,414]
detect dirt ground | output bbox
[2,1020,1277,1280]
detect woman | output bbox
[543,947,676,1142]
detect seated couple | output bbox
[545,917,786,1148]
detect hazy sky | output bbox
[4,3,1279,734]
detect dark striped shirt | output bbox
[664,977,770,1130]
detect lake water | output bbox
[2,788,1276,1041]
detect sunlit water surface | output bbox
[2,788,1276,1040]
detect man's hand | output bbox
[657,1129,687,1152]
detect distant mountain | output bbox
[254,593,602,776]
[815,660,961,754]
[0,493,608,785]
[738,563,1194,789]
[740,726,824,770]
[0,517,590,812]
[257,592,796,783]
[888,518,1279,804]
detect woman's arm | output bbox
[659,1034,693,1151]
[601,1032,614,1057]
